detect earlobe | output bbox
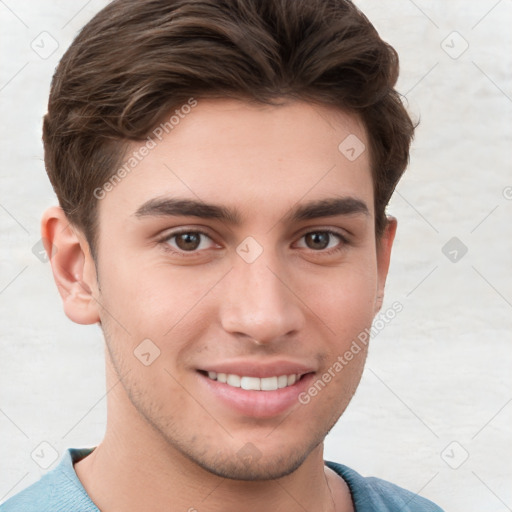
[41,206,100,325]
[374,216,397,314]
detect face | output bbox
[88,99,393,480]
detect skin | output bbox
[43,99,396,512]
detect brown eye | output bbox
[161,229,218,256]
[174,232,202,251]
[304,232,331,250]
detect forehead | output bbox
[97,99,374,226]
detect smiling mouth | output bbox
[199,370,307,391]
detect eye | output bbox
[296,230,345,251]
[164,230,216,252]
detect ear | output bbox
[374,215,397,314]
[41,206,100,325]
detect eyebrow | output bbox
[284,197,369,222]
[133,196,369,224]
[134,198,241,224]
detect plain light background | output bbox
[1,1,511,510]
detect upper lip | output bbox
[198,360,316,378]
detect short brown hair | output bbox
[43,0,415,256]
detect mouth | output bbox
[200,370,304,391]
[196,365,315,418]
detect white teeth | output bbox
[205,372,301,391]
[241,376,261,391]
[261,376,278,391]
[277,375,288,389]
[227,374,241,387]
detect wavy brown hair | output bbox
[43,0,415,256]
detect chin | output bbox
[164,425,331,482]
[188,448,312,481]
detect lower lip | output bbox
[197,372,315,418]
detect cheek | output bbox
[301,258,379,341]
[99,252,194,320]
[96,257,220,360]
[306,265,377,412]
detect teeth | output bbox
[227,374,241,387]
[277,375,288,389]
[241,376,261,390]
[206,372,301,391]
[261,376,277,391]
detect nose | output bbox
[219,255,305,344]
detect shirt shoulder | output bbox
[325,461,444,512]
[0,448,98,512]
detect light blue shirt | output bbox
[1,448,444,511]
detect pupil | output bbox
[306,232,329,250]
[176,233,200,251]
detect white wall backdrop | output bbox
[1,1,511,510]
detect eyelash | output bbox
[297,229,349,255]
[157,229,349,256]
[158,228,214,255]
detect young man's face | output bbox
[84,99,394,479]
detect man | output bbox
[0,0,444,510]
